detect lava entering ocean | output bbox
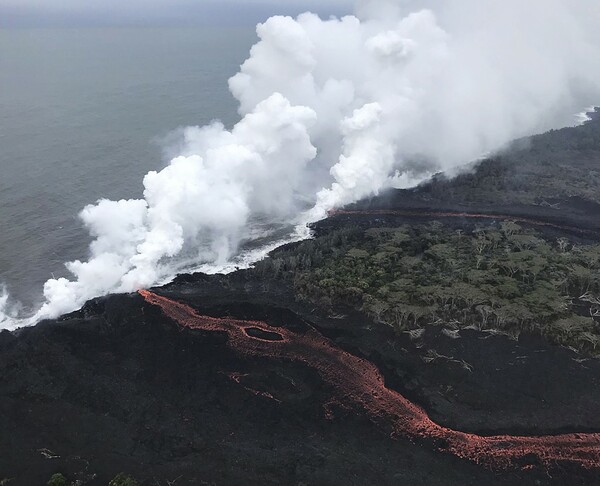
[140,290,600,471]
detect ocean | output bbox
[0,27,256,313]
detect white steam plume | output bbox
[0,284,22,331]
[3,0,600,329]
[31,93,317,322]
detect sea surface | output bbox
[0,27,256,312]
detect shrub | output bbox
[109,473,138,486]
[47,473,67,486]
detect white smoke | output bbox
[3,0,600,329]
[575,105,598,125]
[29,93,317,322]
[0,285,20,332]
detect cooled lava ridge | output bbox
[140,289,600,471]
[328,209,599,235]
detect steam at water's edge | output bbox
[2,0,600,330]
[0,287,17,330]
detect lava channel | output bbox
[140,289,600,471]
[328,209,599,236]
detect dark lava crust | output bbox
[4,115,600,485]
[1,266,600,485]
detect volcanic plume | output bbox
[3,0,600,328]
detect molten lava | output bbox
[140,289,600,471]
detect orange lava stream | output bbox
[140,289,600,471]
[328,209,598,235]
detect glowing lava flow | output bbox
[328,209,599,235]
[140,289,600,471]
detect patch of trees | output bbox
[256,221,600,355]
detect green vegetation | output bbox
[47,473,67,486]
[256,221,600,354]
[108,474,138,486]
[45,472,139,486]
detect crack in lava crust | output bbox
[139,290,600,471]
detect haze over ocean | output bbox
[0,27,255,312]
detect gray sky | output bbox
[0,0,355,27]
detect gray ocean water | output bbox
[0,27,256,312]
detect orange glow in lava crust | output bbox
[139,289,600,471]
[327,209,599,235]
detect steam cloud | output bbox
[2,0,600,329]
